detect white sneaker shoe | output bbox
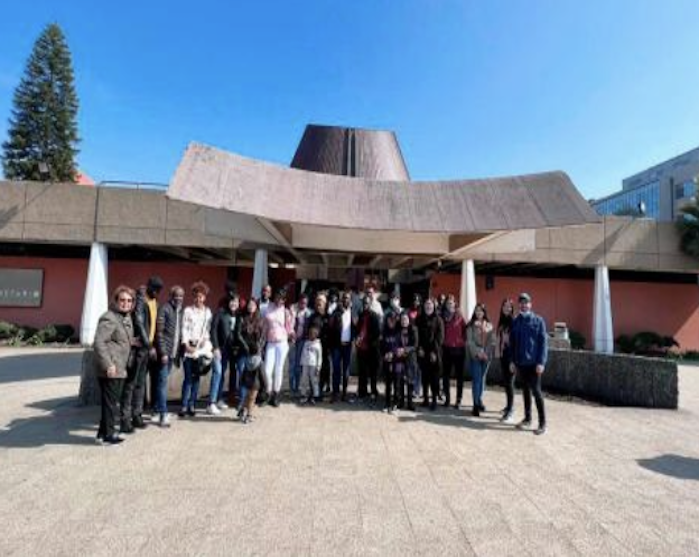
[151,414,162,424]
[207,403,221,416]
[501,414,516,425]
[160,413,171,427]
[217,400,229,410]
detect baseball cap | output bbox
[518,292,531,302]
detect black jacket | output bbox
[417,312,445,362]
[133,291,156,348]
[239,314,265,357]
[355,310,381,353]
[210,308,242,355]
[308,311,331,351]
[327,307,354,349]
[155,301,183,361]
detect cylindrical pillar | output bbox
[80,242,109,346]
[459,259,476,320]
[593,265,614,353]
[251,249,269,299]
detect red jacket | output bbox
[443,311,466,349]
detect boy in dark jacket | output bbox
[509,293,548,435]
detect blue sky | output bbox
[1,0,698,200]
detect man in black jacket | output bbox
[120,276,163,432]
[328,291,354,402]
[355,293,382,406]
[153,285,184,427]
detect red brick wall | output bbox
[430,273,699,351]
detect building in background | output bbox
[592,146,699,220]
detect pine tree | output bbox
[2,23,80,182]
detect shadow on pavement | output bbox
[0,351,83,384]
[637,454,699,481]
[0,395,98,448]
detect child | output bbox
[299,325,323,404]
[239,354,264,424]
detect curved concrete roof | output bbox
[167,142,600,233]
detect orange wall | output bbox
[430,273,699,351]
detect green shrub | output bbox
[0,321,19,340]
[615,331,679,356]
[568,330,586,350]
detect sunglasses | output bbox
[118,297,134,304]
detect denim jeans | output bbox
[332,344,352,394]
[470,358,489,408]
[181,357,201,410]
[156,359,173,414]
[288,341,304,393]
[210,350,229,405]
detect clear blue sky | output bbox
[1,0,698,200]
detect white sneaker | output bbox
[160,413,171,428]
[217,400,229,410]
[501,414,516,425]
[151,413,162,424]
[207,403,221,416]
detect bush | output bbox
[0,321,19,340]
[616,331,680,357]
[568,330,586,350]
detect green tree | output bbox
[2,23,79,181]
[677,179,699,258]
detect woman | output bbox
[210,293,243,410]
[179,281,213,417]
[93,285,136,445]
[381,312,401,413]
[497,298,516,423]
[467,303,495,417]
[442,296,467,409]
[408,294,422,398]
[416,298,444,411]
[395,312,419,411]
[237,298,266,420]
[308,293,331,397]
[263,289,293,407]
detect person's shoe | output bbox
[534,425,547,436]
[308,397,316,406]
[95,433,104,445]
[207,403,222,416]
[382,407,389,413]
[186,408,196,417]
[443,400,451,408]
[501,413,515,425]
[160,413,172,428]
[388,407,395,415]
[407,401,416,411]
[471,407,480,417]
[369,395,377,408]
[132,415,146,429]
[270,393,281,407]
[151,413,163,424]
[242,415,250,425]
[516,419,532,430]
[178,408,187,418]
[420,399,429,408]
[437,393,444,402]
[217,400,229,410]
[120,421,135,434]
[453,401,462,410]
[103,435,124,446]
[429,401,437,411]
[478,404,487,412]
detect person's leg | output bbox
[384,364,392,409]
[520,366,533,424]
[209,354,223,407]
[190,372,201,412]
[98,377,108,439]
[442,348,453,406]
[332,348,342,396]
[156,361,171,415]
[310,367,320,400]
[369,351,379,398]
[299,365,310,400]
[181,358,193,412]
[532,372,546,429]
[420,358,429,406]
[273,341,288,396]
[104,378,122,439]
[357,350,368,398]
[502,355,514,416]
[218,351,230,404]
[455,348,465,406]
[120,358,137,429]
[341,344,352,399]
[470,359,480,410]
[429,362,439,409]
[264,343,276,395]
[476,361,486,409]
[232,355,245,405]
[131,348,150,425]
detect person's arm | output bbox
[316,344,323,371]
[509,319,519,373]
[466,325,479,360]
[132,296,150,348]
[210,310,221,351]
[94,314,117,374]
[203,308,213,343]
[536,316,548,371]
[155,306,168,359]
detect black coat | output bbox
[155,301,183,361]
[417,312,445,363]
[132,291,156,348]
[239,314,265,357]
[210,308,242,355]
[355,310,381,353]
[308,311,331,352]
[327,307,354,349]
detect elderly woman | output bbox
[94,285,136,445]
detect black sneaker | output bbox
[186,408,196,417]
[453,401,462,410]
[178,409,187,418]
[120,421,135,435]
[429,401,437,411]
[534,425,547,436]
[471,407,480,417]
[103,435,124,446]
[132,416,146,429]
[516,419,532,430]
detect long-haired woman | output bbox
[466,303,494,417]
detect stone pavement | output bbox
[1,347,698,556]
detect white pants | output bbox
[300,365,320,399]
[264,341,289,393]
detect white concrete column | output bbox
[251,249,269,299]
[593,264,614,353]
[459,259,476,320]
[80,242,109,346]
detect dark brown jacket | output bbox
[93,310,134,379]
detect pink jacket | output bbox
[264,304,293,343]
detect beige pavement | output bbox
[0,347,698,556]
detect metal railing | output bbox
[97,180,168,190]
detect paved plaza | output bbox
[1,347,698,556]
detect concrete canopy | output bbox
[167,142,600,254]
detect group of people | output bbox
[93,277,548,445]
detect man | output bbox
[121,276,163,433]
[308,293,331,396]
[329,291,354,402]
[289,293,312,395]
[153,285,185,427]
[509,293,548,435]
[355,293,382,406]
[259,284,272,318]
[366,285,384,325]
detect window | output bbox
[593,181,660,218]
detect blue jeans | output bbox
[210,350,230,404]
[288,341,304,393]
[156,360,173,414]
[470,358,489,408]
[332,344,352,394]
[181,358,201,410]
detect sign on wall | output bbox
[0,269,44,307]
